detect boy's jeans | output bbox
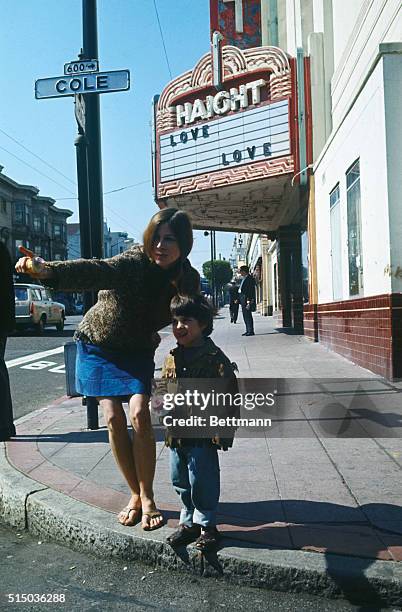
[170,445,220,527]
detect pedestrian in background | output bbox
[239,265,256,336]
[228,280,239,323]
[0,240,16,442]
[15,208,199,531]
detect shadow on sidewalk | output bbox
[214,499,402,607]
[11,426,167,444]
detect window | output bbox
[330,184,343,300]
[30,289,42,301]
[346,160,363,296]
[14,202,24,224]
[15,287,28,301]
[33,214,41,232]
[301,230,309,303]
[1,198,6,213]
[14,202,30,226]
[15,239,30,258]
[53,223,62,238]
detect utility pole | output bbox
[81,0,103,430]
[82,0,104,259]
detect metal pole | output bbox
[78,0,102,429]
[210,231,215,308]
[74,129,93,310]
[74,130,99,430]
[213,230,217,306]
[82,0,104,259]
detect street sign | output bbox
[64,59,99,75]
[74,94,86,132]
[35,70,130,99]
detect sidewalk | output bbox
[1,308,402,606]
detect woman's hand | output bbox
[15,246,53,279]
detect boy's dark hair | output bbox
[239,265,249,273]
[170,294,214,337]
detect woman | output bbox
[15,208,199,530]
[0,240,16,442]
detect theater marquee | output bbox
[153,44,307,232]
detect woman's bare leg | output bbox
[98,397,141,525]
[129,394,163,529]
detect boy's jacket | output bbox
[161,338,239,450]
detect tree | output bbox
[202,259,233,291]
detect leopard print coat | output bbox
[44,246,177,353]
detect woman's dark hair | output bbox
[143,207,193,261]
[143,207,199,295]
[170,294,213,337]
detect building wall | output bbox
[331,0,401,127]
[314,57,391,304]
[0,180,13,250]
[384,52,402,294]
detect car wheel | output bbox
[56,317,65,332]
[36,316,46,335]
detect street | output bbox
[5,316,82,420]
[0,524,368,612]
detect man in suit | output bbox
[238,265,256,336]
[0,240,16,441]
[228,281,239,323]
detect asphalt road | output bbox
[0,524,371,612]
[5,316,82,420]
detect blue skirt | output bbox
[75,341,155,397]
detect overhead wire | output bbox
[0,144,76,195]
[0,132,150,237]
[0,126,77,186]
[152,0,173,79]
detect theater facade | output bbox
[153,35,311,331]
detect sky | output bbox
[0,0,235,273]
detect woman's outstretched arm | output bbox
[15,246,145,292]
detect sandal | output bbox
[118,506,142,526]
[194,527,219,551]
[142,510,164,531]
[166,524,201,547]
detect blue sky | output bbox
[0,0,235,272]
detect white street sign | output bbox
[35,70,130,99]
[64,59,99,75]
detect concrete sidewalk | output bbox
[1,308,402,606]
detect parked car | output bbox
[14,283,65,333]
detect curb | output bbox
[1,443,402,606]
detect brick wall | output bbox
[304,294,402,380]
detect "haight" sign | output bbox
[175,78,266,126]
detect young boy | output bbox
[161,294,237,551]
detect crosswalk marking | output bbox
[6,346,64,369]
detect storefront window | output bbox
[301,230,309,303]
[346,160,363,296]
